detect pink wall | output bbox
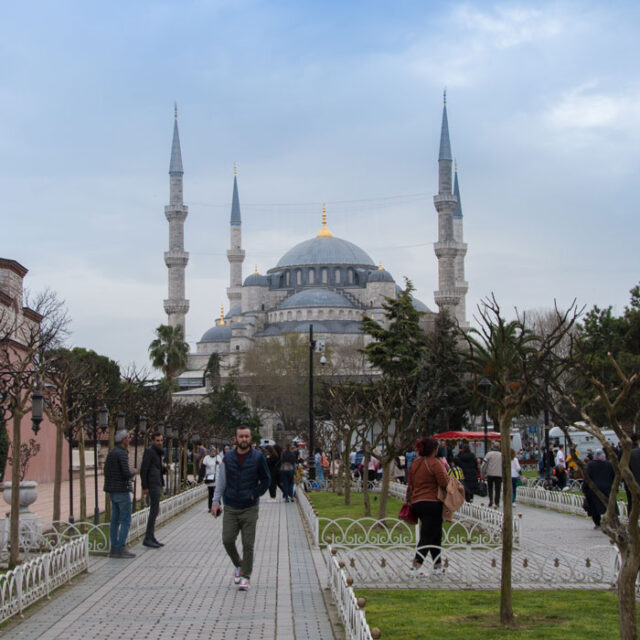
[3,412,68,484]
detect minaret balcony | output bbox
[227,249,246,261]
[163,299,190,314]
[433,291,461,307]
[433,242,458,259]
[165,205,189,220]
[164,251,189,267]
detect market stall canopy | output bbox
[434,431,501,441]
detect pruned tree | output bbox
[0,288,69,567]
[466,294,580,626]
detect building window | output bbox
[285,271,290,286]
[335,268,341,283]
[236,345,240,351]
[309,269,315,284]
[296,269,302,285]
[322,268,328,283]
[348,269,354,284]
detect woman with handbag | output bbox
[407,436,449,573]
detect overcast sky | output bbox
[2,1,639,372]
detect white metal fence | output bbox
[0,535,89,623]
[35,484,208,554]
[517,485,628,519]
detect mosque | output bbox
[162,97,468,394]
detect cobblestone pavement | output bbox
[4,499,336,640]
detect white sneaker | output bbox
[233,567,242,585]
[238,577,250,591]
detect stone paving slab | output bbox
[3,498,336,639]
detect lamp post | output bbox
[86,403,109,524]
[544,407,551,481]
[165,423,175,494]
[307,325,326,482]
[478,378,492,456]
[131,415,147,512]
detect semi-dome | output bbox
[278,288,354,310]
[411,296,432,313]
[275,235,375,268]
[199,324,232,343]
[243,273,269,286]
[368,268,394,283]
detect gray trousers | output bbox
[222,504,259,578]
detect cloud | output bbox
[545,82,640,130]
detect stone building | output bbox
[163,95,468,394]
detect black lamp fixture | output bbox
[478,378,492,454]
[31,388,44,434]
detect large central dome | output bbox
[276,235,375,268]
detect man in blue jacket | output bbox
[211,426,270,591]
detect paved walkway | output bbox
[4,498,337,640]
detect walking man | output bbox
[140,431,166,548]
[211,426,270,591]
[482,441,502,508]
[104,429,137,558]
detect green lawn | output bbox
[356,589,633,639]
[308,491,486,546]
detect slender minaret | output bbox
[453,162,468,327]
[433,91,466,324]
[226,163,245,310]
[163,105,190,331]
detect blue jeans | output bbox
[281,469,294,499]
[110,492,132,550]
[316,466,325,484]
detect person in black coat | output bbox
[140,432,167,548]
[625,433,640,509]
[454,442,478,502]
[583,449,615,529]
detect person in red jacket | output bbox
[407,436,449,572]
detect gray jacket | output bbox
[482,450,502,478]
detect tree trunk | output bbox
[78,428,87,522]
[499,412,515,625]
[618,545,640,640]
[343,431,353,505]
[362,449,371,516]
[53,425,63,521]
[9,412,23,568]
[377,461,391,520]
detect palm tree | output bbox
[148,324,189,395]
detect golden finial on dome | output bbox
[378,262,383,271]
[317,203,333,238]
[234,162,237,177]
[220,305,225,326]
[254,264,258,275]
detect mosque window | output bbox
[261,304,264,310]
[348,269,354,284]
[236,345,240,351]
[335,268,341,283]
[287,311,292,321]
[318,310,324,319]
[307,310,312,319]
[296,269,302,285]
[322,268,328,283]
[308,269,315,284]
[285,271,290,286]
[296,310,302,320]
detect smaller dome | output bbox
[411,295,432,313]
[243,273,269,286]
[368,268,394,283]
[225,303,242,318]
[199,324,232,343]
[278,288,354,310]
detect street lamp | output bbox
[165,423,175,494]
[307,324,327,483]
[478,378,492,456]
[132,415,147,512]
[86,404,108,524]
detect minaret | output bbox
[433,91,465,324]
[163,105,190,331]
[226,163,245,310]
[453,162,468,326]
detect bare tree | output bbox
[0,289,69,567]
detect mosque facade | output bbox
[163,97,468,392]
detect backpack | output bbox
[321,455,330,468]
[448,464,464,481]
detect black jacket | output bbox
[454,449,478,485]
[223,448,270,509]
[140,445,164,491]
[103,446,135,493]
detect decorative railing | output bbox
[298,483,519,548]
[0,535,89,623]
[37,484,208,554]
[517,485,628,519]
[327,551,374,640]
[328,542,619,590]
